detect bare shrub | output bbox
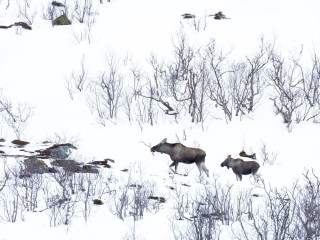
[170,183,191,221]
[73,14,96,44]
[166,32,210,123]
[259,142,278,166]
[266,50,320,130]
[187,201,222,240]
[49,169,80,225]
[180,15,207,32]
[205,177,234,225]
[41,161,104,225]
[129,182,155,221]
[44,191,75,226]
[19,173,44,212]
[297,53,320,123]
[41,172,74,226]
[234,180,298,240]
[291,169,320,240]
[205,39,233,122]
[134,32,212,124]
[140,55,175,115]
[73,0,95,23]
[0,91,33,139]
[170,194,223,240]
[44,132,79,146]
[0,164,24,222]
[229,38,272,117]
[109,181,129,220]
[170,176,233,239]
[16,0,36,25]
[4,0,11,10]
[87,53,123,125]
[123,91,134,123]
[268,53,302,130]
[108,164,159,221]
[0,189,20,222]
[192,16,207,32]
[234,189,255,222]
[65,54,90,99]
[0,161,9,192]
[42,0,68,21]
[76,171,104,222]
[130,63,162,126]
[183,182,230,239]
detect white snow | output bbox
[1,0,320,239]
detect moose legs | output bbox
[235,172,259,182]
[252,172,259,182]
[170,161,179,173]
[196,161,209,177]
[169,159,209,178]
[232,169,243,181]
[236,173,243,181]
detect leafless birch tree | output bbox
[229,38,272,117]
[87,53,123,125]
[0,91,33,138]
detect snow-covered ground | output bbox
[1,0,320,239]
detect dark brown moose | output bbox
[221,155,260,181]
[151,138,209,177]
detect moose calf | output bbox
[221,154,260,181]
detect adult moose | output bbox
[221,155,260,181]
[151,138,209,177]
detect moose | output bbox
[151,138,209,177]
[221,155,260,181]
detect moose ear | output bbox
[161,138,167,144]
